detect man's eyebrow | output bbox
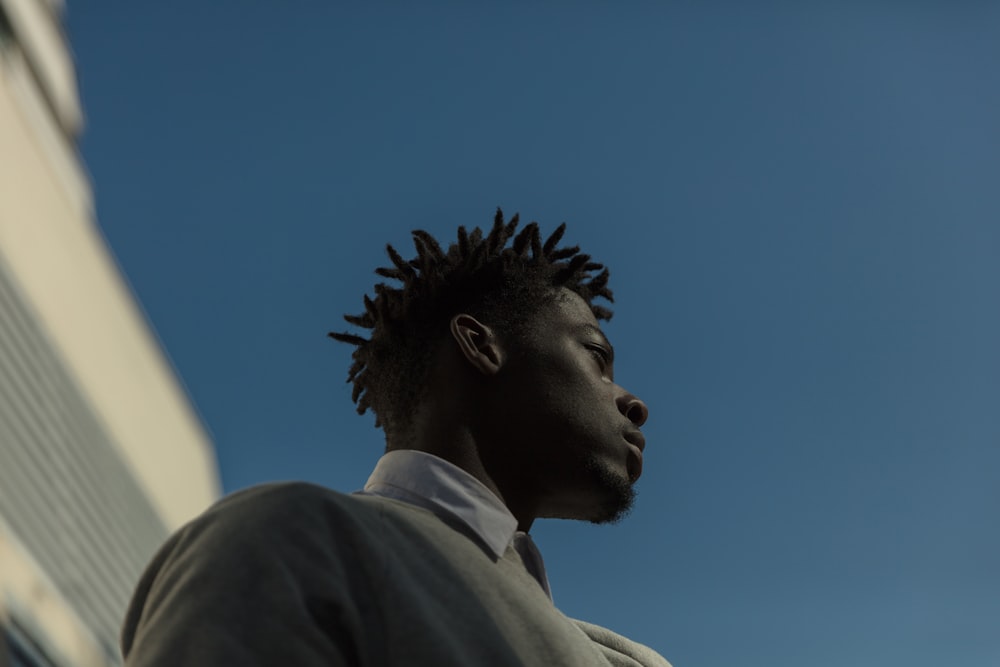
[580,324,615,363]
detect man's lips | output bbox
[624,430,645,482]
[624,430,646,452]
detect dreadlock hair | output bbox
[328,209,614,439]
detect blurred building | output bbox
[0,1,220,665]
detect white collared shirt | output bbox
[357,449,552,599]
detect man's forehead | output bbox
[551,288,602,323]
[546,293,612,343]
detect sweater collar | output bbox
[360,450,519,560]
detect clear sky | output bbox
[67,4,998,665]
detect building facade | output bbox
[0,1,220,665]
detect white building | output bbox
[0,1,220,665]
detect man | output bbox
[121,211,670,666]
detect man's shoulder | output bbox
[194,481,376,532]
[212,480,353,512]
[185,480,439,542]
[148,482,394,577]
[122,483,387,659]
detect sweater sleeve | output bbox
[572,620,672,667]
[121,484,381,667]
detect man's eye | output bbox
[587,345,610,367]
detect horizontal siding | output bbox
[0,260,170,665]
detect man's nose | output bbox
[617,393,649,427]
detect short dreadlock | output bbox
[328,209,613,438]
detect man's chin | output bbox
[583,459,637,525]
[587,486,635,525]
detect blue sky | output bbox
[67,4,998,665]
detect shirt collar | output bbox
[360,450,519,560]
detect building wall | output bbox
[0,2,221,665]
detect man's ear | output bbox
[449,314,503,375]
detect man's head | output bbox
[330,210,648,525]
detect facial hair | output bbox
[582,454,636,525]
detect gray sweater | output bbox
[122,483,671,666]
